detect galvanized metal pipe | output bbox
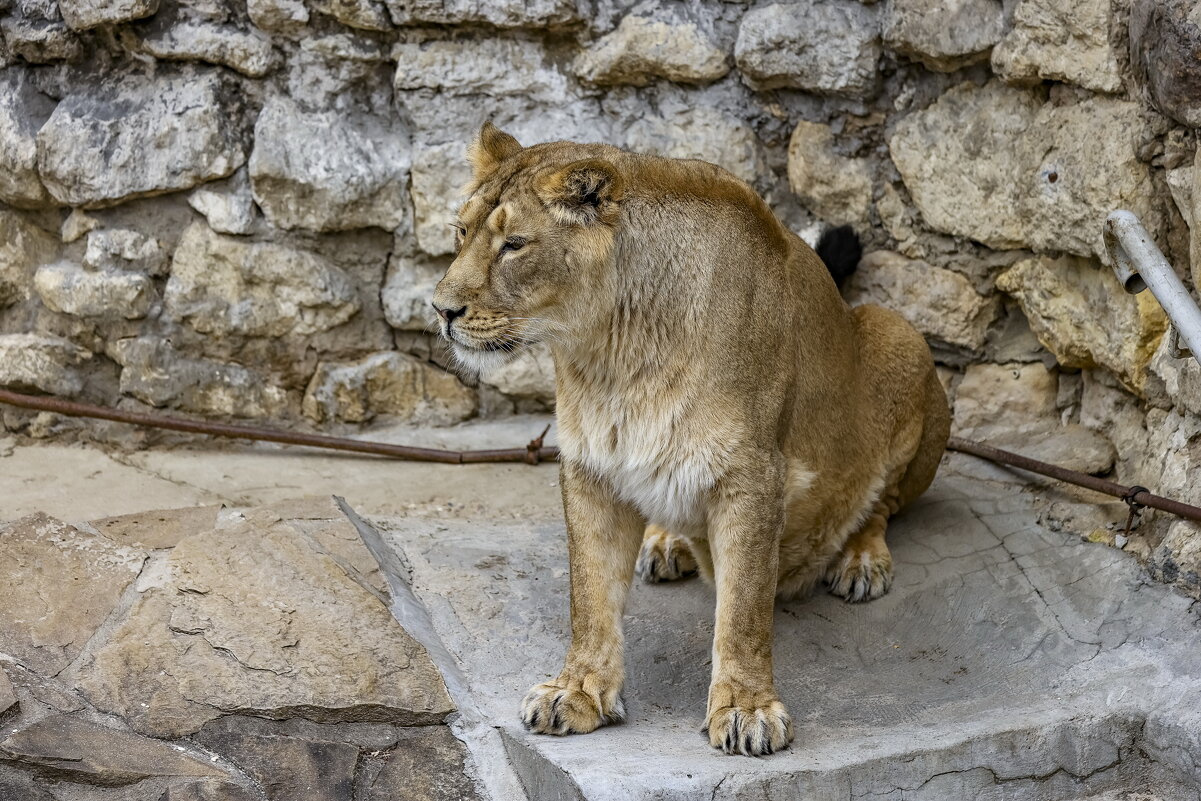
[1104,210,1201,362]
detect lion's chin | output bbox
[449,341,522,378]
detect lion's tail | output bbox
[815,224,862,290]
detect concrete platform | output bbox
[373,456,1201,800]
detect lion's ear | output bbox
[467,122,521,181]
[536,158,624,226]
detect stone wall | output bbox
[1,0,1200,590]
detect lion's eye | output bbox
[450,223,466,239]
[501,237,526,253]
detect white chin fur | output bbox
[450,343,521,377]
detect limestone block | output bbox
[365,727,481,801]
[1129,0,1201,128]
[0,715,223,786]
[302,351,476,424]
[384,0,580,28]
[36,70,248,207]
[889,82,1162,261]
[194,728,359,801]
[0,671,15,716]
[381,253,443,330]
[164,222,360,338]
[996,255,1167,394]
[574,12,729,86]
[83,228,168,275]
[845,251,998,351]
[392,37,568,98]
[249,97,409,232]
[132,20,281,78]
[0,7,83,62]
[34,261,155,320]
[59,0,157,29]
[74,510,454,737]
[0,68,56,208]
[787,120,873,226]
[734,1,881,98]
[247,0,308,32]
[310,0,391,30]
[882,0,1004,71]
[0,334,91,396]
[160,780,258,801]
[0,210,58,307]
[188,169,256,236]
[953,362,1058,432]
[991,0,1123,92]
[623,105,767,185]
[110,337,291,418]
[482,344,556,404]
[0,514,143,676]
[410,143,471,257]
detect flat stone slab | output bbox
[376,458,1201,800]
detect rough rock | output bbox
[0,513,143,676]
[188,169,256,236]
[160,780,258,801]
[0,768,53,801]
[846,251,998,351]
[384,0,580,28]
[249,97,409,233]
[59,0,158,29]
[246,0,308,32]
[36,70,247,207]
[392,37,568,98]
[624,104,767,185]
[1129,0,1201,128]
[0,670,15,716]
[302,351,476,424]
[996,255,1168,394]
[132,20,281,78]
[110,337,290,418]
[195,728,358,801]
[92,505,222,549]
[978,422,1117,475]
[1149,332,1201,417]
[482,344,556,405]
[83,228,168,275]
[889,82,1162,261]
[164,222,360,338]
[1193,150,1201,290]
[60,208,99,243]
[0,210,58,307]
[573,12,729,86]
[74,509,454,738]
[310,0,390,31]
[1167,165,1194,229]
[0,68,56,208]
[0,334,92,396]
[787,120,873,225]
[734,0,881,97]
[991,0,1123,92]
[952,361,1058,433]
[34,261,155,320]
[0,715,225,786]
[366,727,481,801]
[882,0,1003,71]
[410,143,471,257]
[0,9,83,62]
[381,253,443,330]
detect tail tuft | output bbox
[815,224,862,289]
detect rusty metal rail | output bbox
[1,388,1199,524]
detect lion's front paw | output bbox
[636,525,698,583]
[520,677,625,736]
[825,542,893,603]
[703,699,793,756]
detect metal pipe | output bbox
[1103,210,1201,362]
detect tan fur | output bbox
[433,122,951,756]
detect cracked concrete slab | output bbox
[372,455,1201,800]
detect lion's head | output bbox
[431,123,625,376]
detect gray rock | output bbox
[310,0,391,31]
[991,0,1123,93]
[247,0,308,32]
[410,142,471,257]
[0,667,16,716]
[302,351,477,424]
[381,252,443,330]
[36,70,248,207]
[787,119,873,226]
[188,169,256,236]
[0,513,142,676]
[164,222,360,338]
[59,0,157,29]
[953,361,1058,433]
[34,261,155,320]
[0,6,83,62]
[0,210,58,307]
[195,728,358,801]
[74,507,455,738]
[482,344,556,405]
[0,68,56,208]
[734,1,881,98]
[0,715,224,786]
[1167,165,1194,229]
[160,780,258,801]
[573,11,729,86]
[1129,0,1201,128]
[110,338,291,418]
[889,82,1163,261]
[623,103,767,185]
[83,228,168,275]
[60,208,99,243]
[131,20,281,78]
[384,0,580,28]
[846,251,999,352]
[1149,332,1201,417]
[971,422,1117,475]
[249,96,409,232]
[366,727,482,801]
[882,0,1004,71]
[0,333,91,396]
[392,36,568,98]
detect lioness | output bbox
[433,123,950,756]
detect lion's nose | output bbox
[432,302,467,323]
